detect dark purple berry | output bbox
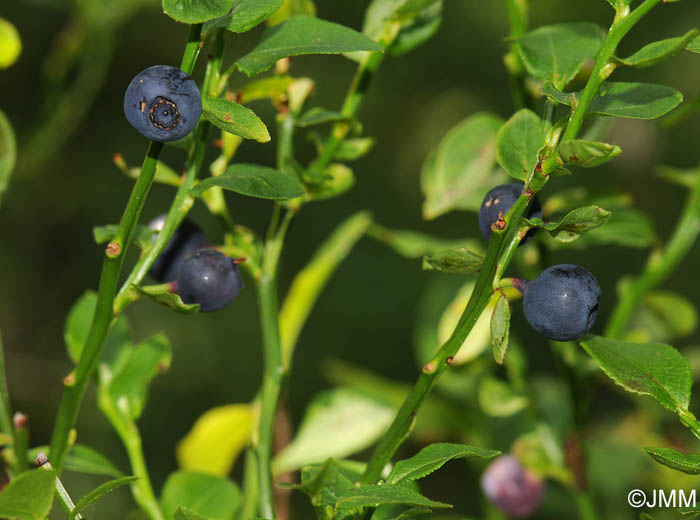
[478,183,542,241]
[522,264,600,341]
[176,249,243,312]
[124,65,201,142]
[148,216,208,283]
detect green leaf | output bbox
[656,165,700,189]
[540,205,611,243]
[368,226,482,259]
[421,113,504,219]
[478,375,528,417]
[387,443,499,485]
[99,333,172,422]
[130,284,201,314]
[238,76,295,104]
[422,247,484,274]
[490,294,510,364]
[496,109,547,181]
[0,469,56,520]
[71,476,139,519]
[615,29,699,68]
[688,35,700,54]
[0,18,21,69]
[334,137,376,161]
[64,290,131,363]
[645,447,700,474]
[306,163,355,200]
[273,387,395,473]
[0,110,16,206]
[160,471,241,520]
[539,81,577,106]
[201,97,270,142]
[193,163,305,200]
[93,224,154,252]
[162,0,233,24]
[558,139,622,168]
[64,444,124,478]
[203,0,284,34]
[336,484,450,512]
[390,2,442,57]
[541,81,684,119]
[236,16,383,77]
[555,207,656,249]
[296,107,348,127]
[579,335,692,412]
[176,404,255,477]
[517,22,604,89]
[591,82,684,119]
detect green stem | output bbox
[49,23,204,473]
[574,491,597,520]
[39,458,85,519]
[238,449,259,520]
[307,44,389,179]
[13,415,28,475]
[99,394,164,520]
[505,0,529,110]
[541,0,661,173]
[605,166,700,339]
[255,210,293,519]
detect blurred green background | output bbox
[3,0,700,518]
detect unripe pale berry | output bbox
[481,455,545,517]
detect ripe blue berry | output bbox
[176,249,243,312]
[124,65,201,142]
[478,183,542,241]
[522,264,600,341]
[148,216,208,283]
[481,455,545,517]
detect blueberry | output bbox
[123,65,202,142]
[481,455,545,517]
[148,216,209,283]
[522,264,600,341]
[478,183,542,241]
[176,249,243,312]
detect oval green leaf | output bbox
[590,82,684,119]
[203,0,284,34]
[160,471,241,520]
[421,112,505,219]
[201,97,270,142]
[387,443,499,485]
[0,469,56,520]
[163,0,233,24]
[688,35,700,54]
[422,247,484,274]
[517,22,604,90]
[615,29,699,68]
[558,139,622,168]
[645,447,700,475]
[579,335,692,413]
[236,15,383,76]
[193,163,305,200]
[490,294,510,364]
[131,284,201,314]
[496,109,547,181]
